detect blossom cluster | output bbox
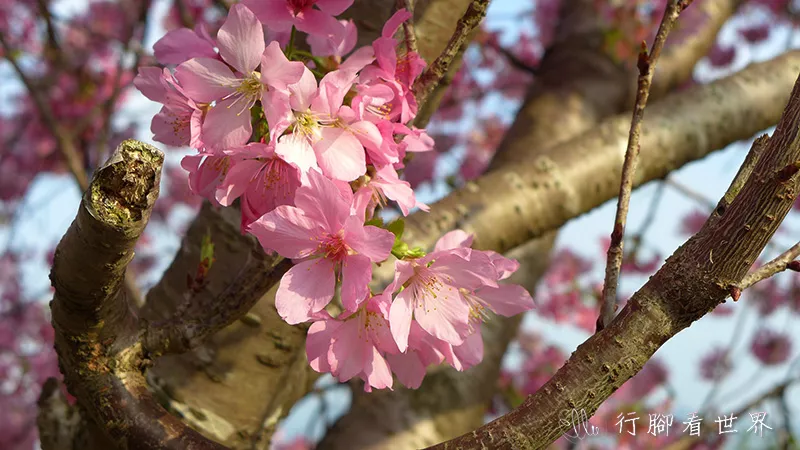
[135,1,534,391]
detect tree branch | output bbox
[599,0,695,331]
[413,0,490,107]
[402,53,800,255]
[427,69,800,450]
[49,140,227,450]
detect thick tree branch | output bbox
[599,0,695,331]
[428,70,800,450]
[49,140,226,450]
[401,53,800,255]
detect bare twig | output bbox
[487,39,536,74]
[737,241,800,290]
[173,0,195,28]
[0,31,89,191]
[597,0,695,331]
[413,0,490,107]
[397,0,419,56]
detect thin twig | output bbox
[737,241,800,290]
[0,31,89,191]
[173,0,195,28]
[397,0,419,56]
[665,176,716,209]
[597,0,695,332]
[412,0,490,107]
[487,39,536,74]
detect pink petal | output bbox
[349,120,383,152]
[434,230,474,252]
[276,258,336,324]
[412,281,470,346]
[153,28,217,65]
[217,4,265,74]
[134,67,167,101]
[329,317,368,380]
[307,319,337,373]
[344,218,394,262]
[451,331,483,371]
[314,127,366,181]
[339,46,375,73]
[263,89,296,141]
[313,70,357,116]
[242,0,295,31]
[201,96,253,150]
[382,9,412,38]
[475,284,534,317]
[486,250,519,280]
[389,289,414,352]
[261,41,306,90]
[294,8,345,40]
[174,58,238,103]
[386,352,425,388]
[215,159,261,206]
[276,134,319,172]
[289,68,318,111]
[151,106,190,147]
[363,347,393,391]
[248,205,320,258]
[316,0,354,15]
[293,169,351,232]
[341,254,372,312]
[433,251,498,290]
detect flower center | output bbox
[224,71,263,116]
[288,0,317,14]
[319,232,348,261]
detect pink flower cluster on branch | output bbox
[135,2,535,391]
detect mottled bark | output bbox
[402,53,800,255]
[49,141,226,449]
[430,71,800,450]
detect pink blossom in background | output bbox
[750,329,792,365]
[699,347,733,381]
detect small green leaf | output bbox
[386,219,404,240]
[365,217,384,228]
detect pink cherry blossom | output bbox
[242,0,353,40]
[181,153,231,205]
[153,25,217,66]
[272,68,382,181]
[307,19,357,59]
[359,10,426,123]
[751,329,792,365]
[388,246,498,351]
[307,293,397,391]
[249,170,394,323]
[134,67,204,148]
[354,164,427,218]
[215,143,302,229]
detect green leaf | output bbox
[200,232,215,270]
[386,219,404,240]
[365,217,384,228]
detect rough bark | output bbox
[429,70,800,450]
[49,140,226,449]
[491,0,742,168]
